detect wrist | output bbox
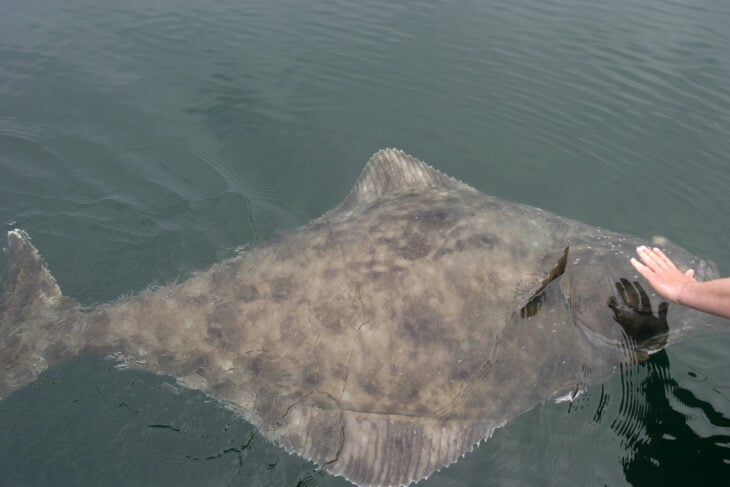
[676,280,698,306]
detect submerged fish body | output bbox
[1,149,728,486]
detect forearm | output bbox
[678,278,730,319]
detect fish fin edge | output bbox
[336,149,474,213]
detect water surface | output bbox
[1,0,729,485]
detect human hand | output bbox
[630,246,696,303]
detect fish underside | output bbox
[1,149,728,487]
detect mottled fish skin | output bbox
[1,149,729,487]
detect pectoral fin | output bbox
[520,246,569,318]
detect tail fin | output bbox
[0,230,78,398]
[2,230,62,316]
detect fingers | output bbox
[650,247,678,269]
[631,257,650,277]
[636,246,678,271]
[635,246,662,270]
[634,246,696,280]
[635,246,660,272]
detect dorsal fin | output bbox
[336,149,472,212]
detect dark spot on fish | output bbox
[449,363,472,381]
[305,219,330,233]
[207,303,237,327]
[163,354,209,376]
[1,335,23,362]
[391,265,407,275]
[433,247,454,259]
[285,318,308,344]
[274,238,304,261]
[364,265,406,281]
[303,371,321,387]
[393,373,421,402]
[412,208,458,230]
[251,355,296,393]
[187,293,209,306]
[210,379,234,397]
[435,233,498,260]
[43,342,69,366]
[364,270,384,281]
[397,232,431,260]
[315,302,359,334]
[207,325,223,342]
[401,302,446,344]
[359,375,383,396]
[107,337,132,356]
[323,318,344,332]
[309,228,342,256]
[331,363,348,382]
[245,307,264,325]
[210,263,236,286]
[82,312,108,351]
[255,391,280,423]
[478,199,503,211]
[376,235,396,247]
[157,353,176,369]
[455,234,498,251]
[271,277,294,302]
[205,304,243,347]
[187,355,209,374]
[323,267,338,280]
[237,283,260,302]
[248,356,263,376]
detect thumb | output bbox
[685,269,695,279]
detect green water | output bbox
[1,0,729,485]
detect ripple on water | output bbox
[1,0,730,485]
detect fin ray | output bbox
[274,403,498,487]
[336,149,473,212]
[1,230,62,321]
[0,230,69,398]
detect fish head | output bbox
[559,238,729,359]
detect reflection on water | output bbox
[621,351,730,485]
[1,349,728,486]
[1,0,730,485]
[0,357,345,487]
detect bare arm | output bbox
[631,246,730,319]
